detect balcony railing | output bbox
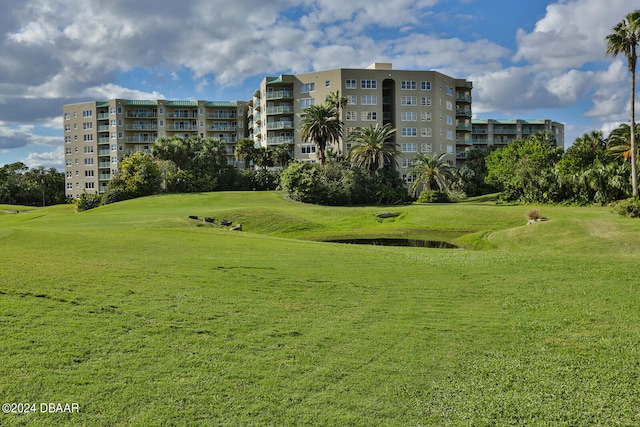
[166,112,197,119]
[126,112,158,118]
[125,124,158,130]
[99,174,111,181]
[97,113,110,119]
[456,123,472,131]
[166,125,196,131]
[472,128,488,134]
[494,128,517,134]
[208,125,237,132]
[456,151,468,159]
[266,121,294,130]
[472,138,489,144]
[125,137,156,143]
[456,108,472,117]
[98,125,110,132]
[98,137,110,143]
[98,149,110,155]
[266,106,294,115]
[456,137,472,145]
[267,136,294,145]
[456,94,472,103]
[98,162,111,168]
[266,91,293,99]
[207,112,237,119]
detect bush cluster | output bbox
[612,198,640,217]
[280,161,410,206]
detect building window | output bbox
[85,170,94,177]
[199,108,204,115]
[66,160,72,167]
[84,158,94,165]
[421,97,432,106]
[446,86,454,96]
[111,132,117,139]
[421,81,431,90]
[421,143,432,152]
[347,95,357,105]
[65,136,71,143]
[66,171,72,178]
[401,81,417,90]
[325,80,331,87]
[447,144,454,153]
[111,144,117,151]
[446,115,454,125]
[118,132,123,139]
[401,143,418,152]
[300,98,315,109]
[447,130,454,140]
[83,122,93,130]
[401,112,417,121]
[361,95,377,105]
[65,148,72,155]
[300,83,315,93]
[421,128,432,137]
[301,145,316,154]
[345,79,357,89]
[85,182,95,189]
[361,79,377,89]
[346,111,358,121]
[361,111,377,121]
[64,113,70,120]
[401,96,417,106]
[117,107,122,114]
[112,156,118,163]
[402,158,414,168]
[446,101,453,111]
[66,183,73,190]
[84,146,94,154]
[401,128,418,137]
[83,110,93,118]
[65,125,71,132]
[83,135,93,142]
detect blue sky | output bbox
[2,0,640,169]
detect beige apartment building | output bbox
[63,62,565,199]
[249,63,473,184]
[63,99,247,198]
[469,119,565,160]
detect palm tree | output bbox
[607,123,640,161]
[326,91,348,119]
[299,104,343,165]
[347,123,399,174]
[607,9,640,197]
[234,137,258,169]
[270,144,293,168]
[409,152,454,196]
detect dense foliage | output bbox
[280,161,410,205]
[102,151,162,204]
[0,162,65,206]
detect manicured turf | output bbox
[1,192,639,425]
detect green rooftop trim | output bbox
[164,101,197,107]
[521,120,546,125]
[96,102,110,108]
[205,101,237,107]
[123,100,157,106]
[266,76,283,84]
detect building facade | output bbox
[249,63,473,184]
[63,99,247,198]
[63,62,565,199]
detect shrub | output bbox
[416,190,449,203]
[525,209,541,221]
[74,192,102,212]
[612,198,640,217]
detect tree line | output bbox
[0,162,65,207]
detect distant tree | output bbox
[269,144,292,168]
[234,137,258,169]
[326,90,349,119]
[485,137,563,203]
[606,9,640,196]
[606,123,640,161]
[0,162,64,206]
[300,104,343,165]
[103,151,161,204]
[409,152,454,196]
[347,123,399,174]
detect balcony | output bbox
[494,128,517,134]
[97,113,109,120]
[99,173,111,181]
[98,149,110,155]
[207,112,237,119]
[98,137,110,143]
[125,137,156,143]
[166,112,196,119]
[472,138,489,145]
[472,128,488,134]
[98,162,111,168]
[266,106,294,115]
[208,125,237,132]
[456,108,472,117]
[456,94,472,103]
[456,123,472,131]
[98,125,110,132]
[456,137,473,145]
[266,90,293,100]
[456,151,468,159]
[266,121,294,130]
[125,124,158,130]
[126,112,158,118]
[267,136,294,145]
[166,125,196,131]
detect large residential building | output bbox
[63,62,563,199]
[63,99,247,197]
[468,119,565,160]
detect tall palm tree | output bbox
[607,9,640,197]
[347,123,399,174]
[409,152,454,196]
[326,91,349,119]
[299,104,343,165]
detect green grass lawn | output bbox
[1,192,639,426]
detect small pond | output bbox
[324,238,458,249]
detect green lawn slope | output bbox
[1,191,638,426]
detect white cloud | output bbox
[22,146,64,170]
